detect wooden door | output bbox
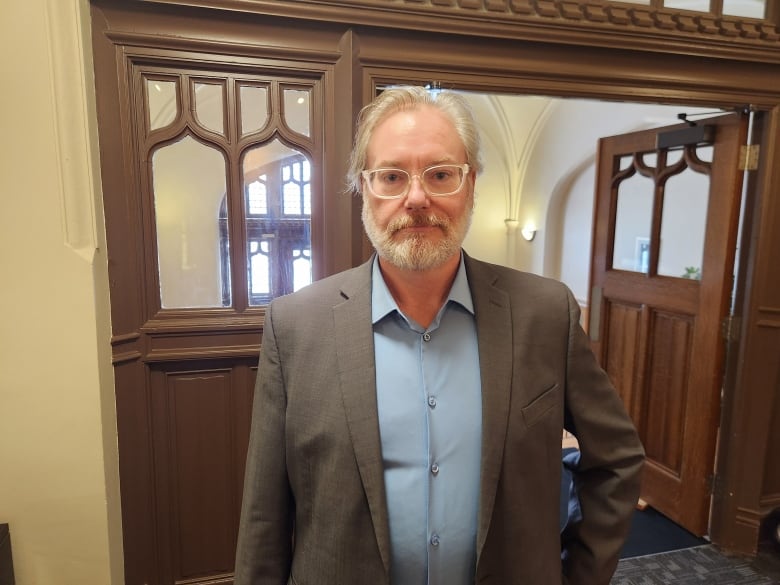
[589,114,748,535]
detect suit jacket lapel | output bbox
[465,255,514,561]
[332,259,391,574]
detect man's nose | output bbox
[405,175,429,208]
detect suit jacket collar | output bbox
[332,253,514,572]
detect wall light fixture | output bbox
[521,222,537,242]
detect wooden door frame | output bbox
[92,0,780,559]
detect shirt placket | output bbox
[421,326,441,584]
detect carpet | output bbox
[621,506,706,559]
[611,544,780,584]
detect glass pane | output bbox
[723,0,765,18]
[194,82,225,135]
[658,153,710,279]
[153,135,230,308]
[247,178,268,215]
[147,79,178,131]
[292,248,312,292]
[663,0,710,11]
[666,148,684,166]
[240,85,269,136]
[243,139,312,306]
[282,158,312,216]
[696,144,714,163]
[612,159,654,273]
[249,240,270,295]
[283,88,311,137]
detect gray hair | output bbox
[346,86,483,194]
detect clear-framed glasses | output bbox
[361,163,470,199]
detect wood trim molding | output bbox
[106,30,343,64]
[140,0,780,61]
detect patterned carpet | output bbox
[611,545,780,584]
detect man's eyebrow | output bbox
[370,160,403,168]
[370,158,456,169]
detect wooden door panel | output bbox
[591,113,748,535]
[168,370,235,581]
[603,300,643,418]
[150,361,255,585]
[643,310,693,474]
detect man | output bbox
[235,86,644,585]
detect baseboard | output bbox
[0,524,15,585]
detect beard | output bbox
[362,201,473,271]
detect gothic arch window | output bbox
[220,152,312,307]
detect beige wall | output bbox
[0,1,123,583]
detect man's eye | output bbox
[428,168,456,182]
[379,171,403,183]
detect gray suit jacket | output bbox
[235,253,644,585]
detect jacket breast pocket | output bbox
[520,383,560,428]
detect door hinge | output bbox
[739,144,759,171]
[721,315,740,343]
[707,473,724,497]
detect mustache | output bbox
[387,213,450,234]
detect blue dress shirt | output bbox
[372,256,483,585]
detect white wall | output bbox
[0,1,123,583]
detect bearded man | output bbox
[235,86,644,585]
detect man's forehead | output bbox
[367,108,465,162]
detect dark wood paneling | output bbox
[710,108,780,554]
[603,299,642,421]
[643,311,693,476]
[169,370,234,580]
[761,338,780,508]
[150,361,255,585]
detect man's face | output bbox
[361,105,476,272]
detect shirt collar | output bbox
[371,253,475,325]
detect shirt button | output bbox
[427,396,437,408]
[422,332,431,342]
[430,533,440,547]
[431,463,439,475]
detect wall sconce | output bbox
[520,222,537,242]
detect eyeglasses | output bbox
[361,163,470,199]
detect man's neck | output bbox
[378,252,461,329]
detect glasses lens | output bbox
[422,164,465,195]
[367,169,409,198]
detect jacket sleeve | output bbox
[560,289,645,585]
[235,303,293,585]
